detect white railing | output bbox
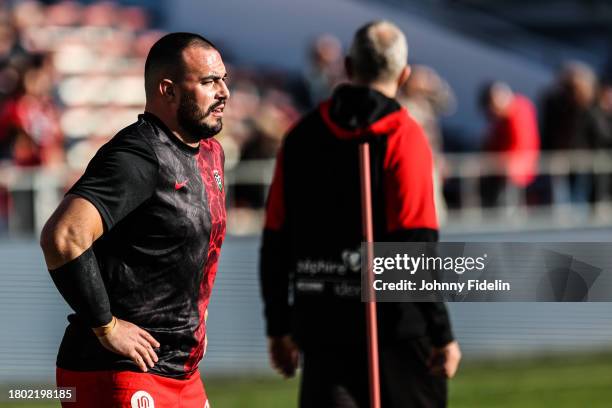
[2,150,612,237]
[441,150,612,231]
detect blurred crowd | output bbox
[1,0,612,234]
[1,1,152,168]
[0,0,304,232]
[302,36,612,216]
[476,62,612,210]
[0,1,303,171]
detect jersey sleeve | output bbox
[383,118,453,345]
[67,133,158,231]
[383,119,439,235]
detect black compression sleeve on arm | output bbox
[49,247,112,328]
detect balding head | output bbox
[348,21,408,85]
[144,32,217,100]
[143,32,230,145]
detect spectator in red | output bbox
[2,54,63,167]
[479,81,540,207]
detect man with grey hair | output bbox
[260,21,461,407]
[348,20,408,86]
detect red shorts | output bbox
[56,368,209,408]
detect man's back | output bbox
[262,84,451,349]
[260,21,460,407]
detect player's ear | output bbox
[159,79,176,103]
[397,65,411,89]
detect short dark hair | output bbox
[478,81,496,110]
[478,80,512,111]
[144,32,217,97]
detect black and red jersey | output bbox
[57,112,226,378]
[260,85,453,348]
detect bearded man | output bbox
[40,32,229,408]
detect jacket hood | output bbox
[319,84,408,139]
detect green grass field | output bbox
[2,352,612,407]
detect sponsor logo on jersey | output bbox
[175,179,188,190]
[130,390,154,408]
[213,170,223,192]
[341,249,361,272]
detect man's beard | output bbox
[177,92,224,140]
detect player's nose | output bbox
[217,80,230,100]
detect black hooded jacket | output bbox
[260,85,453,349]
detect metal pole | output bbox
[359,142,381,408]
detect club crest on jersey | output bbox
[130,390,154,408]
[213,169,223,192]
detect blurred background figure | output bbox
[4,53,62,167]
[479,81,540,207]
[591,78,612,204]
[540,62,609,207]
[540,62,600,151]
[0,0,305,235]
[302,34,345,107]
[594,79,612,148]
[398,64,455,223]
[231,87,300,213]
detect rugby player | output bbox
[40,32,229,408]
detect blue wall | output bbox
[2,229,612,383]
[164,0,554,146]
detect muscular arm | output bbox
[40,195,103,270]
[40,198,160,372]
[41,133,161,372]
